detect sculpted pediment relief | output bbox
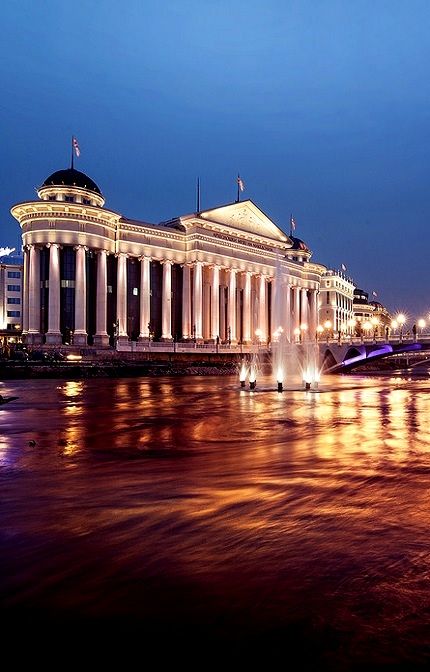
[199,200,289,243]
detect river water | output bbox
[1,373,430,667]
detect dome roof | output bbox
[41,168,102,195]
[289,235,310,253]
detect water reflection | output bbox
[1,374,430,665]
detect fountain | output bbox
[238,255,323,392]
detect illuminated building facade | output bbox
[0,255,23,340]
[318,269,355,335]
[11,167,325,347]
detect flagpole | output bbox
[71,136,74,169]
[196,177,200,213]
[237,174,240,203]
[290,214,293,237]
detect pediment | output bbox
[199,200,289,243]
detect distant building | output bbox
[318,269,355,335]
[0,254,23,343]
[369,300,392,336]
[353,290,392,338]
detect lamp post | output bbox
[418,318,426,336]
[370,316,379,342]
[316,325,324,342]
[324,320,332,343]
[300,323,308,343]
[293,327,300,344]
[347,319,356,342]
[397,313,406,342]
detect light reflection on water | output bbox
[1,373,430,665]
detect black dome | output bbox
[289,235,310,252]
[41,168,102,195]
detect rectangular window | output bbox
[133,287,138,296]
[7,271,21,278]
[7,285,20,291]
[7,310,20,317]
[65,195,74,203]
[7,297,20,304]
[48,195,56,201]
[107,285,113,294]
[61,279,75,288]
[82,198,91,205]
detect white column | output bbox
[285,284,291,343]
[22,247,29,335]
[193,261,203,340]
[210,265,220,340]
[300,287,308,341]
[161,260,173,340]
[228,268,237,343]
[242,271,251,343]
[293,286,300,339]
[308,290,317,341]
[258,275,267,343]
[182,264,191,339]
[28,245,41,341]
[139,256,151,340]
[74,245,88,346]
[94,249,109,346]
[46,243,62,345]
[116,253,128,339]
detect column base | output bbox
[73,332,88,346]
[138,335,150,343]
[94,334,110,347]
[117,335,129,346]
[161,337,173,342]
[45,333,62,346]
[27,332,43,346]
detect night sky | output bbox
[2,0,430,318]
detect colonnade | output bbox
[23,244,319,346]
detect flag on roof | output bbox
[290,215,296,232]
[72,136,81,157]
[372,290,378,297]
[341,263,347,272]
[237,174,244,192]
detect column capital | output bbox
[46,242,61,250]
[74,244,89,252]
[160,258,174,266]
[115,252,128,259]
[97,248,108,256]
[138,254,152,262]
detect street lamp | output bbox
[293,327,300,343]
[300,323,308,342]
[363,321,372,340]
[418,318,426,335]
[397,313,406,342]
[370,316,379,341]
[316,325,324,341]
[323,320,332,343]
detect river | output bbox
[1,374,430,667]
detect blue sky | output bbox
[2,0,430,317]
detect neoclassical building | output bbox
[11,167,325,348]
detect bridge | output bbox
[110,335,430,373]
[321,337,430,372]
